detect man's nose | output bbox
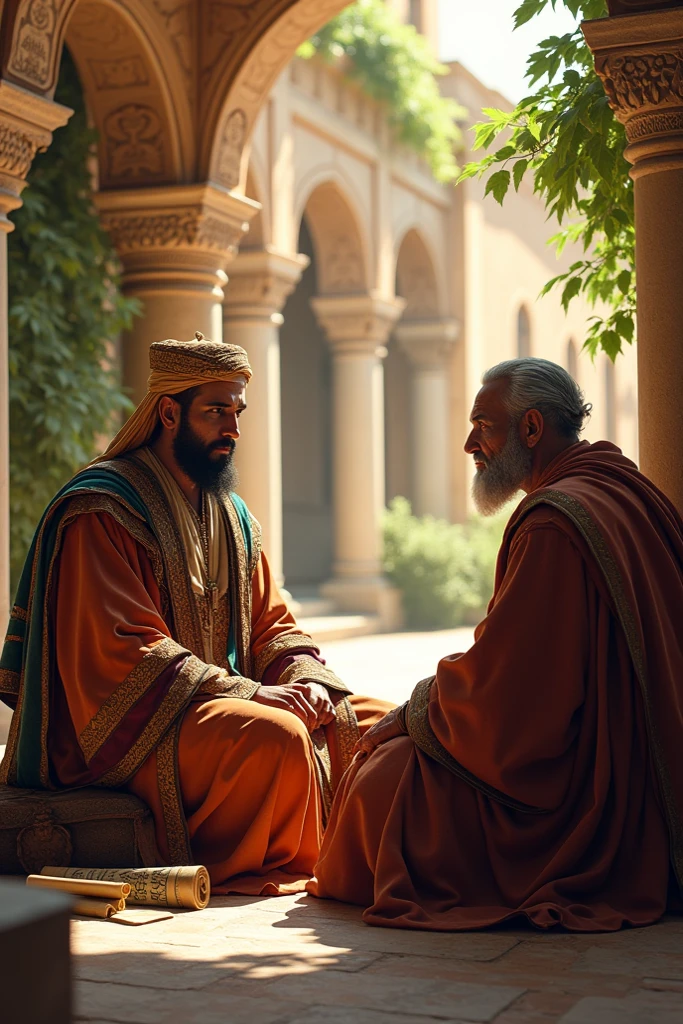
[223,416,240,440]
[464,429,478,454]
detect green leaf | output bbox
[484,169,511,205]
[513,158,529,191]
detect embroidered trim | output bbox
[78,637,189,764]
[408,676,547,815]
[311,727,334,823]
[253,632,320,681]
[199,671,260,701]
[0,668,19,695]
[5,636,22,643]
[109,457,205,657]
[248,512,263,575]
[156,718,192,865]
[333,695,361,774]
[277,656,351,694]
[10,605,27,622]
[222,496,253,677]
[517,488,683,890]
[97,655,210,787]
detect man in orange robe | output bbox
[0,334,391,893]
[311,357,683,930]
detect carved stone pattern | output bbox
[626,109,683,142]
[151,0,194,80]
[324,237,365,292]
[0,122,44,179]
[17,810,73,874]
[225,272,296,311]
[216,108,247,189]
[104,105,165,182]
[67,1,126,46]
[102,211,243,255]
[7,0,68,90]
[596,50,683,117]
[88,56,149,90]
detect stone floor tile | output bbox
[256,969,524,1022]
[558,990,683,1023]
[223,920,521,963]
[286,1007,470,1024]
[571,945,683,980]
[74,981,306,1024]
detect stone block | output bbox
[0,879,72,1024]
[559,990,683,1023]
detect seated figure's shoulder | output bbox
[59,495,155,558]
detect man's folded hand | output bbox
[253,681,336,731]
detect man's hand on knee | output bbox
[253,682,334,731]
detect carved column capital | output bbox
[0,80,71,231]
[311,293,406,358]
[395,319,460,370]
[583,10,683,176]
[94,182,261,290]
[223,247,309,322]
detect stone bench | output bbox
[0,785,160,875]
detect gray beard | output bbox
[472,425,533,516]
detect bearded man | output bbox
[310,357,683,931]
[0,334,391,892]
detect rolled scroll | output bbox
[41,865,210,910]
[26,875,131,901]
[71,897,120,919]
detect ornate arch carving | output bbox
[301,179,369,294]
[205,0,349,190]
[395,228,441,319]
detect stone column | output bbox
[0,82,70,629]
[96,184,260,404]
[223,247,308,584]
[396,319,459,520]
[312,293,405,627]
[583,9,683,511]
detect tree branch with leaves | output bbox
[459,0,634,361]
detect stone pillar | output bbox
[223,247,308,584]
[0,82,71,628]
[96,184,260,404]
[583,9,683,511]
[396,319,459,520]
[312,294,405,626]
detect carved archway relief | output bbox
[395,228,442,319]
[206,0,350,191]
[301,179,370,295]
[65,0,191,188]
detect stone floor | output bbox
[10,628,683,1021]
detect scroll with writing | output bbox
[71,897,120,919]
[41,865,210,910]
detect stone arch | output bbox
[205,0,351,190]
[298,178,370,295]
[395,227,441,319]
[3,0,192,188]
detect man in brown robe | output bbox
[311,356,683,931]
[0,334,391,893]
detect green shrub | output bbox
[382,497,508,630]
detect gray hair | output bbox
[482,357,592,439]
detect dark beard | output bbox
[471,424,532,516]
[172,415,239,496]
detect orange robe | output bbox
[50,511,391,893]
[311,442,683,930]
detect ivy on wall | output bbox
[298,0,463,182]
[459,0,634,361]
[8,49,138,586]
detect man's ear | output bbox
[521,409,544,449]
[158,395,181,432]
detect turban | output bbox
[92,333,253,465]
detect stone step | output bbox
[297,613,381,644]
